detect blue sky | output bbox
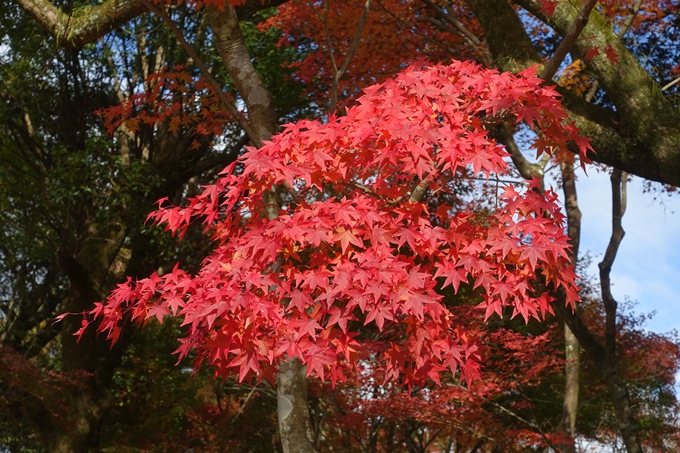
[557,168,680,335]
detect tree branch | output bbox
[540,0,597,81]
[465,0,680,186]
[420,0,492,65]
[15,0,145,48]
[515,0,680,186]
[585,0,643,101]
[495,122,548,180]
[309,0,373,112]
[15,0,293,48]
[330,0,373,112]
[599,169,626,357]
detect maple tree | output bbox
[78,60,588,392]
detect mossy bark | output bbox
[466,0,680,186]
[515,0,680,186]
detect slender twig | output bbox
[100,38,126,102]
[337,0,373,80]
[541,0,598,81]
[661,76,680,92]
[419,0,492,65]
[308,0,339,77]
[374,0,457,59]
[310,0,373,112]
[140,0,261,147]
[230,384,259,423]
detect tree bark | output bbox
[13,0,291,49]
[464,0,680,187]
[597,170,642,453]
[277,358,316,453]
[14,0,146,48]
[15,0,680,187]
[208,5,277,141]
[561,325,579,449]
[514,0,680,187]
[207,6,316,452]
[50,235,130,452]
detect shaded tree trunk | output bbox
[559,160,581,453]
[49,236,130,452]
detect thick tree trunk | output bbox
[208,5,277,142]
[560,325,579,453]
[49,237,129,452]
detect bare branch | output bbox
[374,0,457,59]
[495,123,547,180]
[420,0,492,65]
[599,168,626,357]
[308,0,339,80]
[540,0,597,81]
[310,0,373,112]
[330,0,374,112]
[409,177,433,203]
[661,76,680,92]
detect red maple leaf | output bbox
[605,44,620,65]
[538,0,558,17]
[584,47,600,62]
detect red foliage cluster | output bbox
[311,309,568,451]
[259,0,482,109]
[79,60,590,389]
[98,67,234,149]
